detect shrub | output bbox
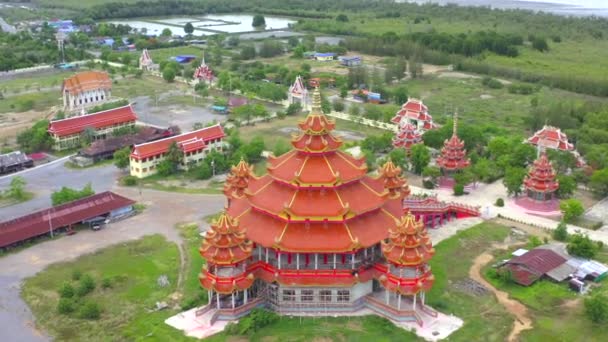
[76,274,96,297]
[121,175,138,186]
[453,183,464,196]
[78,301,101,320]
[568,233,598,259]
[422,180,435,189]
[225,308,278,335]
[553,221,569,241]
[57,298,75,314]
[101,278,112,289]
[72,270,82,281]
[59,282,75,298]
[481,77,503,89]
[527,235,543,249]
[585,293,608,323]
[495,198,504,207]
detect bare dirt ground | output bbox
[469,251,533,342]
[0,109,52,146]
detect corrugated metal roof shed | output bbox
[0,191,135,248]
[505,248,567,286]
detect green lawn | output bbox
[0,91,61,114]
[0,72,66,94]
[21,235,181,341]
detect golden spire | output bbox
[311,86,322,114]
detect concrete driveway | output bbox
[0,187,225,342]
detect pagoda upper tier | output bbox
[523,152,559,194]
[436,113,470,172]
[393,122,422,152]
[391,98,437,132]
[226,88,407,253]
[224,159,254,199]
[199,212,253,266]
[527,125,574,152]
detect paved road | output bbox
[0,160,118,221]
[0,186,225,342]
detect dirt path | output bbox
[469,252,533,342]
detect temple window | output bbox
[319,290,332,302]
[337,290,350,302]
[282,289,296,302]
[301,290,314,302]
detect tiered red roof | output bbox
[226,88,406,255]
[436,113,470,172]
[47,105,137,137]
[527,125,574,151]
[379,212,435,295]
[391,98,437,131]
[523,152,559,194]
[199,212,255,293]
[62,71,111,95]
[393,122,422,152]
[224,159,254,199]
[130,124,225,160]
[376,160,410,199]
[194,54,214,81]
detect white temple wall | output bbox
[351,280,373,301]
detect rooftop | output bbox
[130,124,225,159]
[48,105,138,137]
[62,71,112,95]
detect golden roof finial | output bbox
[311,86,322,114]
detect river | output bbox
[401,0,608,17]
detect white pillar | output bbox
[385,290,389,305]
[208,290,212,305]
[422,292,425,305]
[216,292,220,308]
[413,293,417,310]
[231,292,235,309]
[244,289,248,304]
[278,253,281,270]
[364,248,368,258]
[351,253,355,269]
[258,246,262,260]
[315,254,318,270]
[398,294,402,310]
[333,254,336,269]
[296,253,300,270]
[265,248,269,263]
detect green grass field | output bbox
[0,72,66,94]
[0,91,60,114]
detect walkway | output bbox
[469,252,532,342]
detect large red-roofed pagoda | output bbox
[393,122,422,154]
[198,88,436,324]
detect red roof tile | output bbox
[0,191,135,248]
[506,248,567,285]
[48,105,137,137]
[130,124,225,159]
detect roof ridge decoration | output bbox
[224,159,254,199]
[377,160,411,199]
[381,211,435,266]
[199,211,253,265]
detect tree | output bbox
[285,103,301,116]
[287,36,299,48]
[252,14,266,27]
[184,22,194,35]
[156,160,174,177]
[162,67,176,83]
[553,221,569,242]
[166,141,183,172]
[336,14,349,22]
[113,147,130,171]
[388,148,407,169]
[585,294,608,324]
[410,144,430,174]
[556,175,576,198]
[332,100,345,112]
[590,168,608,196]
[531,37,549,52]
[7,176,26,200]
[240,46,256,60]
[161,28,172,37]
[391,86,408,105]
[560,198,584,222]
[51,183,95,206]
[567,233,598,259]
[339,86,348,99]
[321,96,331,114]
[503,167,526,196]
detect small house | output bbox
[339,56,362,67]
[500,248,568,286]
[314,52,336,61]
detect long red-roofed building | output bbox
[0,191,134,249]
[62,71,112,111]
[195,88,437,328]
[129,124,225,178]
[391,98,437,132]
[48,105,138,150]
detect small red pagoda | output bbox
[198,87,437,326]
[288,75,309,110]
[194,53,214,83]
[436,113,470,173]
[393,122,422,153]
[391,98,437,132]
[523,152,559,201]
